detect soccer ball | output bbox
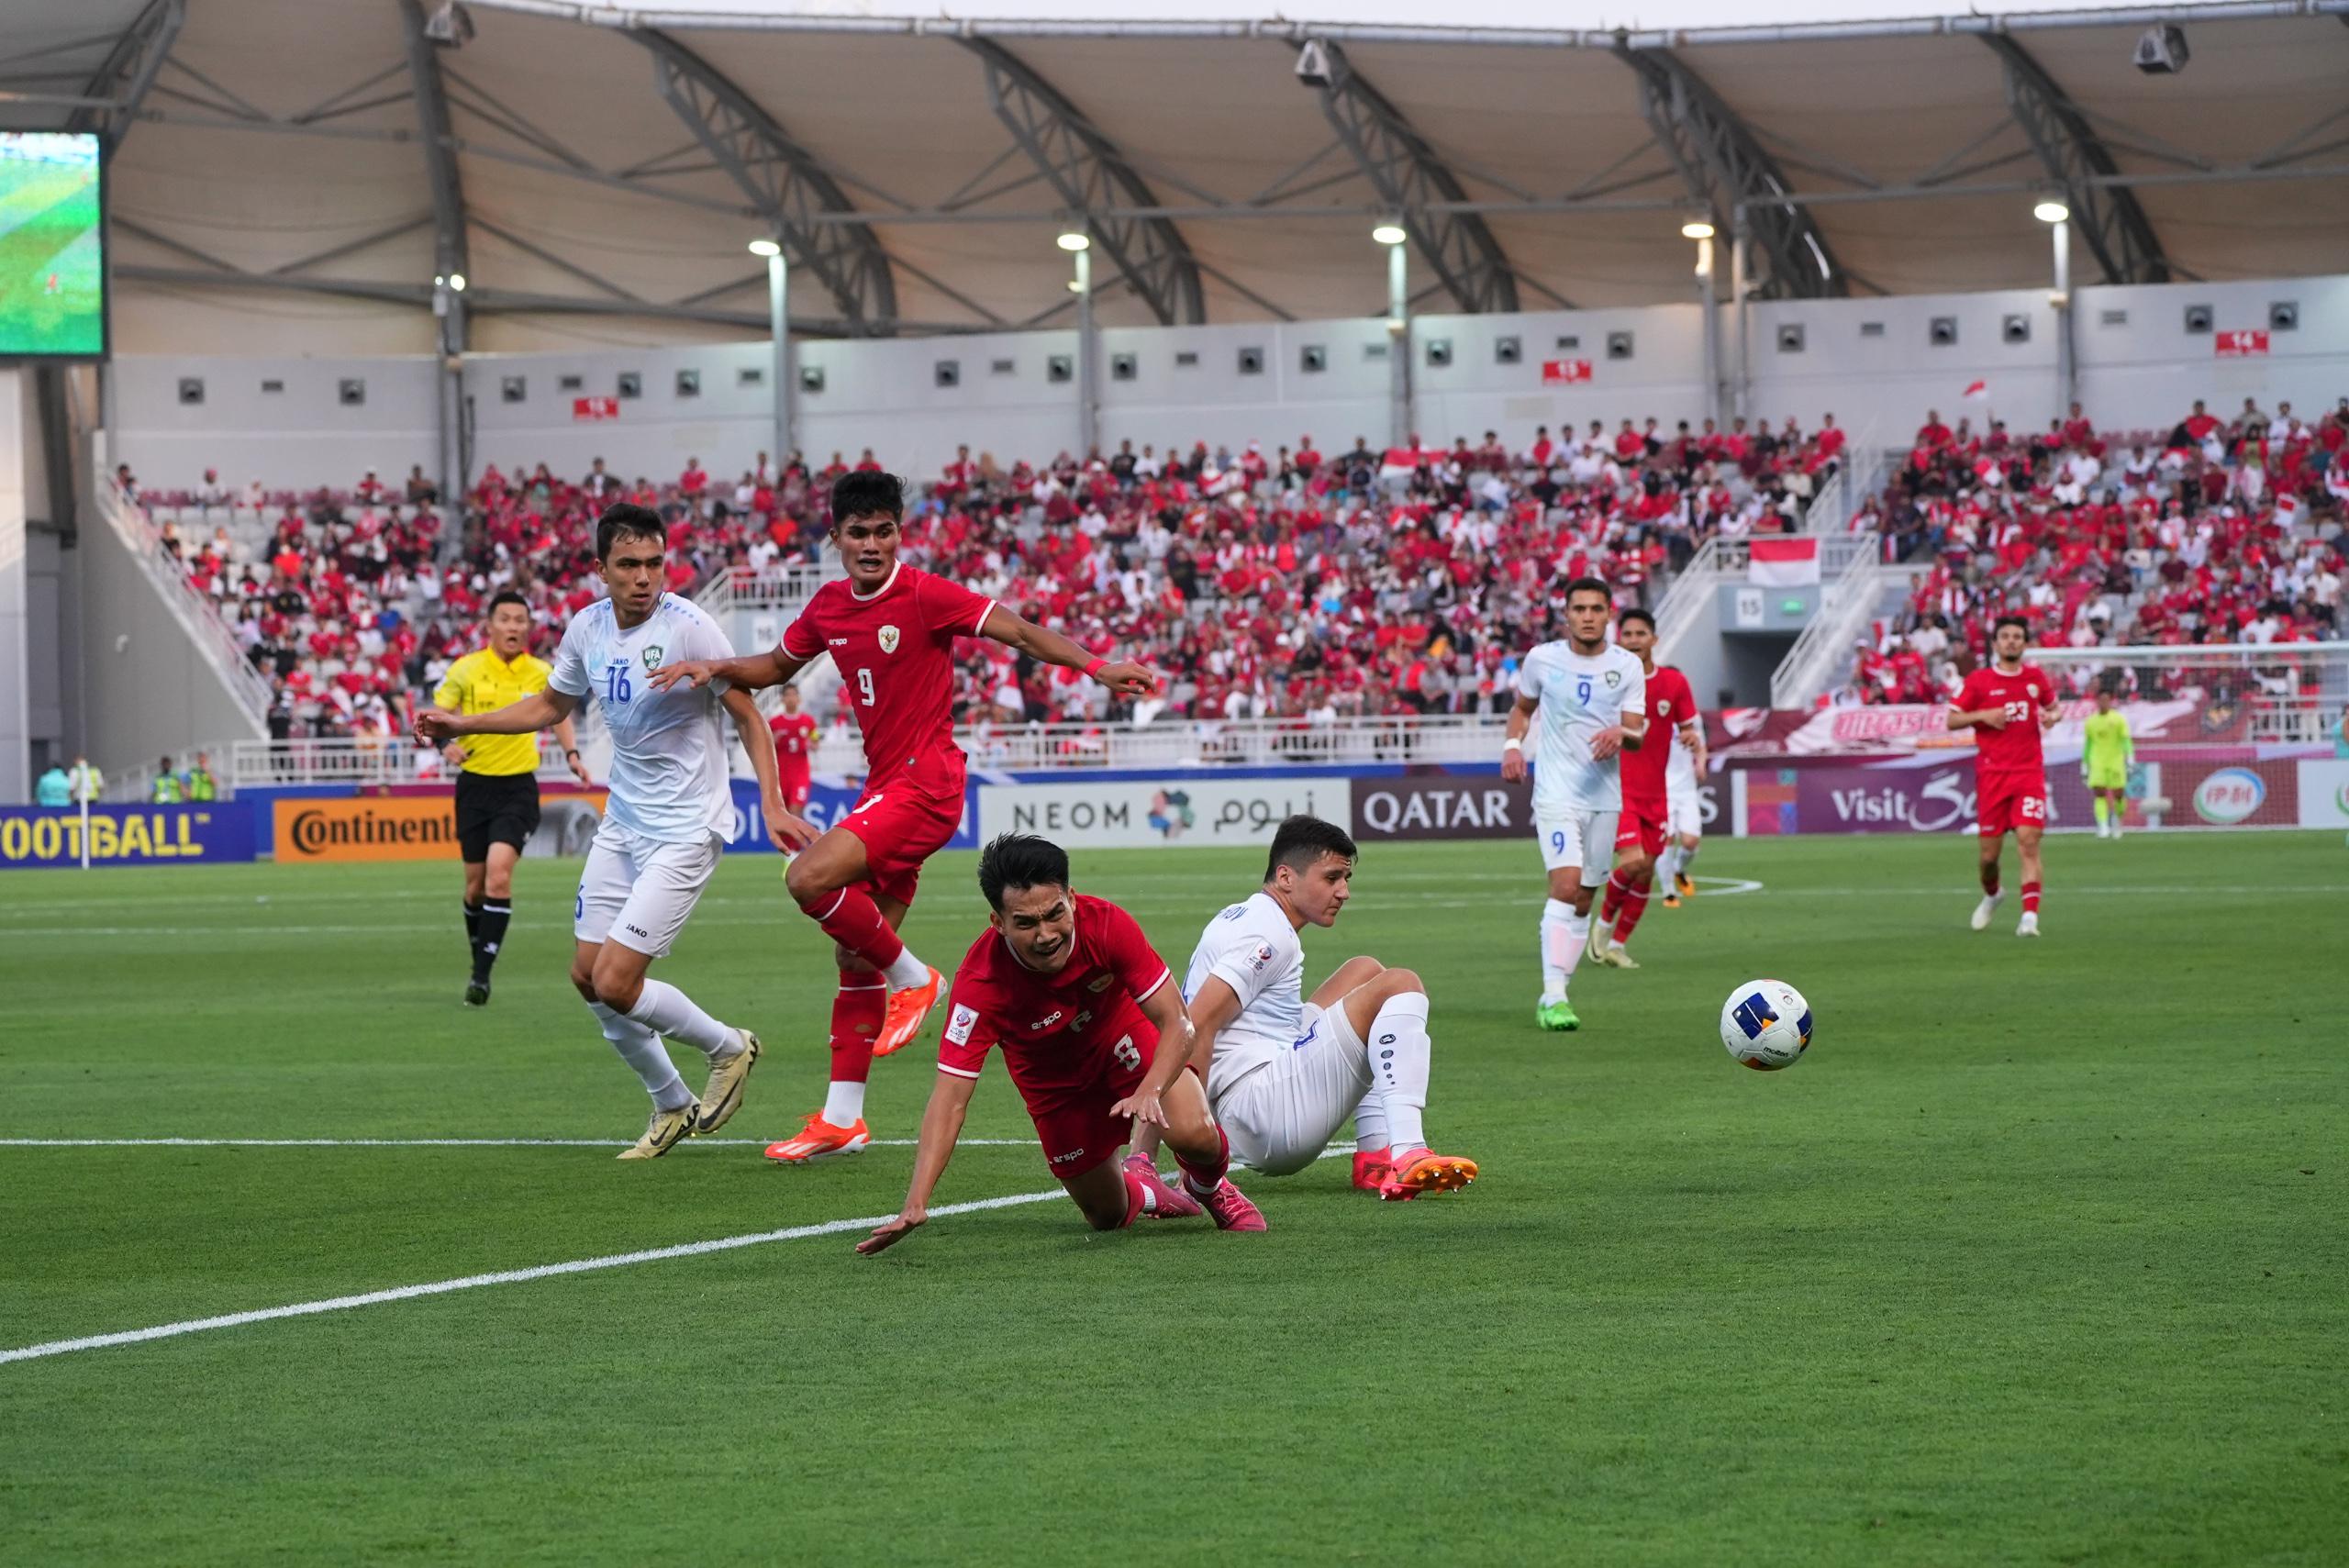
[1720,979,1813,1071]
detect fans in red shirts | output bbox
[855,834,1264,1253]
[1948,616,2060,937]
[1594,609,1703,962]
[650,470,1160,1163]
[767,684,819,812]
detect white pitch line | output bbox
[0,1137,1030,1149]
[0,1146,1350,1367]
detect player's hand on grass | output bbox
[1589,725,1628,762]
[413,707,460,745]
[1501,746,1529,783]
[646,659,714,693]
[766,803,817,854]
[1110,1088,1167,1128]
[1094,660,1162,699]
[856,1207,926,1256]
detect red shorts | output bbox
[837,773,963,907]
[780,772,810,812]
[1614,801,1668,859]
[1976,771,2048,837]
[1020,1021,1157,1179]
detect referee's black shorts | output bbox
[454,771,542,863]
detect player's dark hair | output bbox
[486,589,529,616]
[595,503,665,561]
[1618,606,1655,632]
[1992,614,2029,639]
[1563,574,1611,606]
[831,470,905,527]
[978,833,1070,912]
[1265,815,1356,883]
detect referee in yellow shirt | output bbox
[436,591,591,1006]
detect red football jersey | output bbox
[1619,663,1696,813]
[939,895,1174,1102]
[780,562,995,792]
[1954,662,2054,777]
[768,711,818,781]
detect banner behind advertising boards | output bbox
[0,803,261,867]
[978,778,1350,849]
[273,791,607,863]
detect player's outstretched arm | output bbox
[718,686,815,852]
[1501,694,1537,783]
[415,688,577,744]
[1108,984,1202,1129]
[552,711,590,784]
[977,605,1160,700]
[858,1071,979,1256]
[646,647,807,695]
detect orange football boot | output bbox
[1376,1148,1478,1202]
[874,966,943,1056]
[1351,1147,1392,1193]
[764,1112,870,1163]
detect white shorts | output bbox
[1210,1001,1373,1176]
[574,818,722,959]
[1665,785,1702,840]
[1534,806,1618,887]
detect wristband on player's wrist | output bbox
[1502,738,1523,752]
[1082,656,1107,681]
[564,748,581,758]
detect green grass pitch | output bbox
[2,832,2343,1564]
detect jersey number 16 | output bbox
[604,662,633,706]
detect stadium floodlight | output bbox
[2033,200,2071,225]
[1056,230,1090,252]
[1681,218,1715,240]
[1372,222,1407,246]
[446,272,466,293]
[747,239,782,258]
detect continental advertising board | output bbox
[273,791,607,863]
[0,804,261,868]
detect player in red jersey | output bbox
[1590,608,1705,968]
[767,684,818,813]
[651,472,1159,1162]
[1948,615,2060,938]
[856,835,1264,1253]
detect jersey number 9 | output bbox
[1575,676,1593,705]
[856,667,875,706]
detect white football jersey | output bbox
[1183,891,1307,1099]
[1664,723,1698,798]
[1516,639,1648,815]
[550,594,738,843]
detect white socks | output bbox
[1541,898,1586,1003]
[626,979,734,1056]
[591,1000,692,1110]
[1364,993,1431,1155]
[1655,844,1679,888]
[883,948,930,990]
[1352,1090,1390,1153]
[822,1080,867,1127]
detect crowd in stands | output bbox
[123,390,2343,737]
[1840,395,2347,705]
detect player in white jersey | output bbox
[1127,815,1477,1202]
[1501,576,1648,1031]
[1657,706,1708,908]
[417,506,797,1158]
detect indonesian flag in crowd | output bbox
[1963,379,1990,402]
[1748,536,1820,586]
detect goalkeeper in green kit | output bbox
[2081,685,2133,840]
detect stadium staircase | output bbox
[1766,542,1907,708]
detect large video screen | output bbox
[0,131,106,359]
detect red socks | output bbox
[799,885,907,972]
[1598,873,1622,925]
[1174,1123,1231,1199]
[2021,881,2042,915]
[1612,873,1652,945]
[1119,1163,1154,1228]
[829,972,886,1085]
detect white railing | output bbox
[1652,535,1730,665]
[95,469,275,726]
[693,562,839,619]
[1800,465,1846,536]
[1769,544,1900,707]
[209,715,1514,791]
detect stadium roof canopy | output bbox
[9,0,2348,351]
